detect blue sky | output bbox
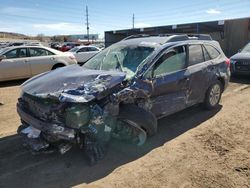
[0,0,250,38]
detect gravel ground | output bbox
[0,77,249,188]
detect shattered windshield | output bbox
[241,43,250,53]
[83,44,154,78]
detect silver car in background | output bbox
[69,46,101,65]
[0,46,77,81]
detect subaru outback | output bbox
[17,34,230,164]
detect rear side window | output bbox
[78,48,88,52]
[29,48,54,57]
[188,45,204,66]
[202,46,211,61]
[153,46,186,76]
[204,45,220,59]
[88,47,99,51]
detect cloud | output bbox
[1,7,36,16]
[206,8,221,14]
[32,22,83,34]
[134,23,151,28]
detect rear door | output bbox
[0,48,31,81]
[147,45,189,118]
[28,47,56,76]
[186,44,213,105]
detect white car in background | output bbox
[69,45,101,65]
[0,46,77,82]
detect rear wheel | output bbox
[203,80,222,110]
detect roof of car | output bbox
[119,34,213,47]
[0,46,64,55]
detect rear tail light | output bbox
[225,58,230,68]
[69,55,76,60]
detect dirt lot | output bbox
[0,77,250,188]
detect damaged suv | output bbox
[17,34,230,164]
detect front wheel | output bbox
[203,81,223,110]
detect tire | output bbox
[52,64,65,70]
[118,104,157,136]
[203,80,223,110]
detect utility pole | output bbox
[132,13,135,29]
[86,6,89,42]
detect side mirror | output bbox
[0,55,6,61]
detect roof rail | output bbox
[122,33,212,42]
[186,34,212,40]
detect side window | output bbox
[88,47,99,51]
[188,45,204,66]
[153,46,186,77]
[4,49,18,59]
[205,45,220,59]
[18,48,27,58]
[78,48,88,53]
[29,48,54,57]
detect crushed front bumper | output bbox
[17,103,75,141]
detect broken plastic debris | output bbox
[23,137,49,151]
[21,126,41,138]
[58,143,72,154]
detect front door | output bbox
[147,45,189,118]
[0,48,31,81]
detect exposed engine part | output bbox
[65,104,90,128]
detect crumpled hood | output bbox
[21,65,126,102]
[231,52,250,61]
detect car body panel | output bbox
[21,64,126,102]
[0,57,31,81]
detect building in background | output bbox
[105,17,250,57]
[68,34,99,41]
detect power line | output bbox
[86,5,90,41]
[132,13,135,29]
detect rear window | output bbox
[204,44,220,59]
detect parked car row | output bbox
[0,41,43,49]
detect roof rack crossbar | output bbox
[122,33,212,42]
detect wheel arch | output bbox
[51,63,66,70]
